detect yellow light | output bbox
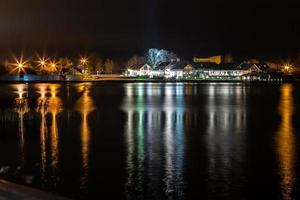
[282,62,293,73]
[284,65,290,70]
[276,84,295,198]
[11,55,29,74]
[36,55,48,65]
[45,59,58,73]
[80,56,88,65]
[35,55,50,72]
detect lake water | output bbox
[0,82,299,199]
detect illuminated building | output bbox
[127,64,155,77]
[192,62,262,78]
[126,61,262,79]
[193,55,222,64]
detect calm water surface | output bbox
[0,82,300,199]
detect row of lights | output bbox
[12,55,89,72]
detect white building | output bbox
[126,61,262,79]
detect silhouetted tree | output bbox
[104,59,114,74]
[127,55,146,67]
[223,53,234,63]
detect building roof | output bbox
[63,67,83,75]
[191,62,239,70]
[255,63,271,70]
[237,62,262,72]
[190,62,261,71]
[170,61,192,70]
[128,64,146,70]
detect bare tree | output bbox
[1,59,12,73]
[57,57,73,74]
[145,48,177,69]
[127,55,146,67]
[94,57,104,74]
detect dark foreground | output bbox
[0,179,69,200]
[0,82,300,199]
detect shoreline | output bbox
[0,79,293,84]
[0,73,297,83]
[0,179,70,200]
[0,77,295,83]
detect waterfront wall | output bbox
[0,75,83,82]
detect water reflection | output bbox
[35,84,63,186]
[276,84,295,200]
[36,84,49,182]
[48,85,63,185]
[205,84,246,197]
[13,84,29,165]
[75,83,95,188]
[122,83,186,199]
[3,82,300,199]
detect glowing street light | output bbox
[36,55,49,72]
[11,55,28,74]
[49,60,58,73]
[80,56,89,76]
[80,58,88,65]
[282,64,293,74]
[284,65,290,71]
[18,63,24,68]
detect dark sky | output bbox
[0,0,299,61]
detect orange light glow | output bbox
[276,84,295,200]
[36,55,49,71]
[80,56,88,65]
[75,83,95,188]
[10,55,29,74]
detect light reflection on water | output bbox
[12,83,94,188]
[205,84,247,197]
[122,83,186,199]
[75,83,95,188]
[48,85,63,186]
[13,84,29,165]
[276,84,295,200]
[36,84,48,183]
[0,82,299,199]
[35,84,63,186]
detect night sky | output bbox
[0,0,299,61]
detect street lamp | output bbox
[80,58,88,65]
[284,65,290,71]
[18,63,24,68]
[12,56,28,75]
[36,55,49,72]
[282,64,292,74]
[80,56,89,76]
[49,60,58,74]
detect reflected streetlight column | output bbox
[48,85,63,186]
[276,84,295,200]
[14,84,29,165]
[36,84,48,183]
[75,84,95,188]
